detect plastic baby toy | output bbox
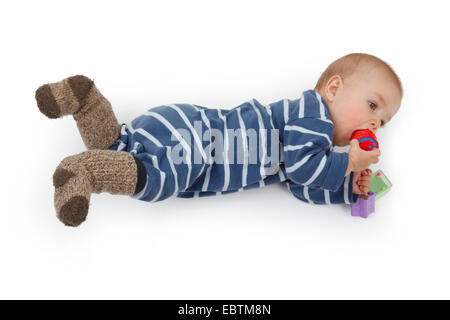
[350,129,379,150]
[351,191,376,218]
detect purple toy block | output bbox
[350,191,375,218]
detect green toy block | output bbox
[369,169,392,200]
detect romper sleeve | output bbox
[284,175,359,205]
[283,116,350,193]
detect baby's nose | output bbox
[370,120,381,132]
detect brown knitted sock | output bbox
[52,150,138,227]
[35,75,121,150]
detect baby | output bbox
[35,53,402,227]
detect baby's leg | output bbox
[52,149,143,226]
[35,75,121,150]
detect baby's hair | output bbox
[314,53,403,98]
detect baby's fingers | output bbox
[372,148,381,157]
[368,149,381,163]
[357,180,370,193]
[359,175,371,183]
[358,177,370,184]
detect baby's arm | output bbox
[283,117,349,192]
[285,175,359,205]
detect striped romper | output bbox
[108,89,358,205]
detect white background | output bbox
[1,0,449,299]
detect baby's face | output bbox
[327,67,402,146]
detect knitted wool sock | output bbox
[35,75,121,150]
[52,150,142,227]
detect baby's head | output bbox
[315,53,402,146]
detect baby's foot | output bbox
[52,150,139,227]
[35,75,93,119]
[53,155,93,227]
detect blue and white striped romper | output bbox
[108,89,358,205]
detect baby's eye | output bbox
[368,101,377,110]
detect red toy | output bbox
[350,129,379,150]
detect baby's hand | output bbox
[353,169,372,195]
[348,139,381,172]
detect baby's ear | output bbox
[325,75,343,101]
